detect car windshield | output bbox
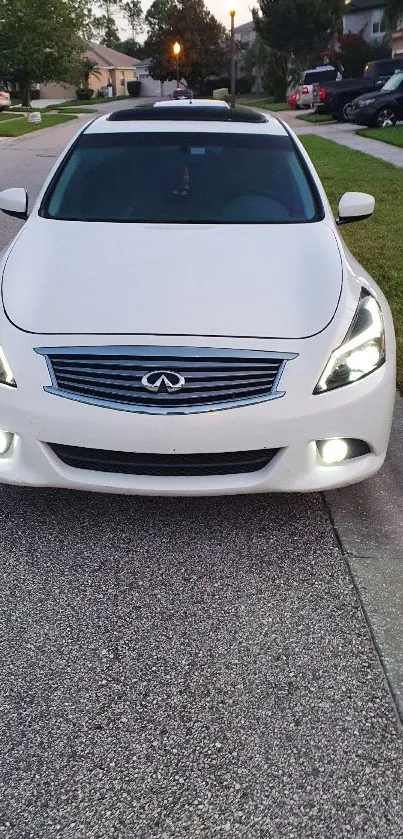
[382,71,403,91]
[42,131,320,224]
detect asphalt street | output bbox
[1,112,403,838]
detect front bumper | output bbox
[0,330,395,495]
[348,106,375,125]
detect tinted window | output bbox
[365,59,403,78]
[42,132,320,224]
[302,69,337,84]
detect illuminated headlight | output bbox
[0,346,16,387]
[315,290,385,393]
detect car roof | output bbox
[84,104,288,137]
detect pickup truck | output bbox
[313,57,403,120]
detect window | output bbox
[42,132,321,225]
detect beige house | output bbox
[39,43,140,100]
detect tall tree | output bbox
[92,12,122,48]
[0,0,90,105]
[146,0,226,88]
[145,0,178,38]
[253,0,343,69]
[123,0,144,40]
[95,0,121,47]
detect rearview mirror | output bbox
[337,191,375,225]
[0,188,28,220]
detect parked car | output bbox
[349,70,403,127]
[0,101,395,495]
[286,89,299,108]
[296,65,340,109]
[313,57,403,120]
[0,86,11,110]
[171,87,193,100]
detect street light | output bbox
[229,9,236,108]
[173,41,181,87]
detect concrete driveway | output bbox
[1,111,403,838]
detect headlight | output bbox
[0,346,16,387]
[359,98,376,107]
[314,290,385,393]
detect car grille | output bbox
[48,444,281,477]
[35,346,296,414]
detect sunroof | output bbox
[107,106,268,123]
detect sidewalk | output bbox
[277,110,403,168]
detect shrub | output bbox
[76,87,94,100]
[127,80,141,97]
[30,89,40,100]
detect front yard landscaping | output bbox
[297,112,334,123]
[300,135,403,386]
[0,113,76,137]
[356,125,403,148]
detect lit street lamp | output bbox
[229,9,236,108]
[173,41,181,87]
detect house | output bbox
[133,58,182,97]
[234,20,256,51]
[39,43,141,100]
[343,0,386,43]
[392,20,403,55]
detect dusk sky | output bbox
[117,0,254,36]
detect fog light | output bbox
[0,430,14,455]
[319,438,349,465]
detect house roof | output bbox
[343,0,384,12]
[84,42,140,69]
[234,20,255,35]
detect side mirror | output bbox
[375,80,384,88]
[337,191,375,225]
[0,188,28,220]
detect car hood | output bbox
[2,216,342,338]
[354,89,384,105]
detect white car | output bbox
[0,101,395,496]
[297,66,341,109]
[0,87,11,110]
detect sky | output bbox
[116,0,254,38]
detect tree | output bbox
[326,31,391,79]
[145,0,178,38]
[94,0,121,48]
[117,38,146,58]
[254,0,344,71]
[74,56,102,89]
[383,0,403,28]
[0,0,90,106]
[123,0,144,41]
[92,13,122,48]
[146,0,226,89]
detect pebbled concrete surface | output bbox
[1,488,403,838]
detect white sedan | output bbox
[0,101,395,495]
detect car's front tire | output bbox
[375,106,397,128]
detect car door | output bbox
[396,79,403,119]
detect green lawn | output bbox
[300,135,403,385]
[356,125,403,148]
[297,112,334,123]
[247,100,290,111]
[0,112,24,122]
[0,113,76,136]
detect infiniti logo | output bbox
[141,370,186,393]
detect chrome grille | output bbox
[35,346,296,414]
